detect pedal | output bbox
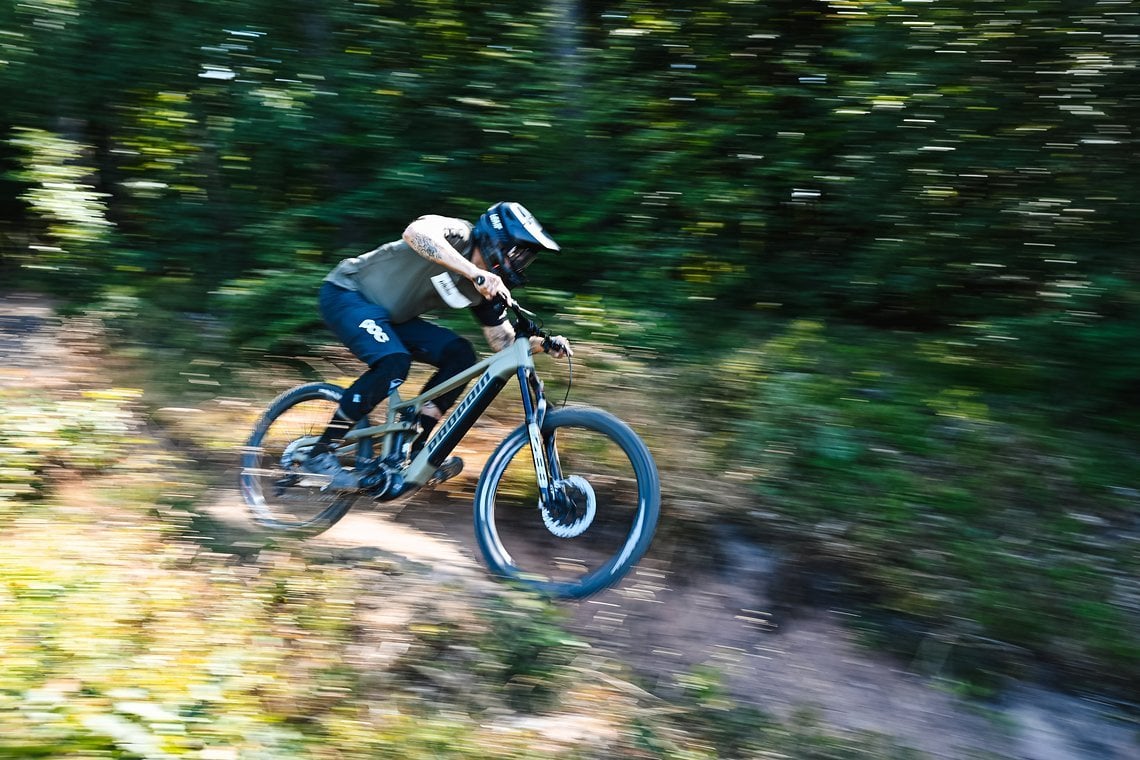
[426,456,464,486]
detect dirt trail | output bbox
[2,291,1137,760]
[314,490,1137,760]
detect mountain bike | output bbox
[239,298,660,599]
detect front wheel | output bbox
[474,407,660,599]
[240,382,372,536]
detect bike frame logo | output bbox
[426,371,493,455]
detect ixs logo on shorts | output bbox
[358,319,390,343]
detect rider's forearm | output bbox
[483,322,515,352]
[403,216,481,282]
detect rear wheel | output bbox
[239,382,372,535]
[474,407,660,599]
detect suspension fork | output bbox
[517,368,561,504]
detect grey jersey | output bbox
[323,216,483,324]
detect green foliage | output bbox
[482,595,584,712]
[2,0,1138,411]
[9,128,111,245]
[0,388,139,502]
[215,266,329,351]
[5,127,113,289]
[0,0,1134,336]
[703,319,1140,696]
[1,0,1138,727]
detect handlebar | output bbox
[473,275,563,355]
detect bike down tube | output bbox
[404,339,534,485]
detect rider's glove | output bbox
[545,336,573,359]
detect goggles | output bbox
[503,244,539,273]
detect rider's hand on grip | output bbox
[545,336,573,359]
[472,270,510,302]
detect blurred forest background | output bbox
[2,0,1139,757]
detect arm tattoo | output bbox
[404,227,447,262]
[404,216,474,278]
[483,323,515,352]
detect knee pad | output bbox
[341,352,411,420]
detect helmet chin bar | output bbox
[506,245,538,271]
[486,244,535,289]
[495,258,527,289]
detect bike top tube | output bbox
[343,336,535,439]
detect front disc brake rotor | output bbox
[540,475,597,538]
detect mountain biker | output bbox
[304,201,572,491]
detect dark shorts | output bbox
[318,282,464,369]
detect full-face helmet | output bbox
[472,202,560,288]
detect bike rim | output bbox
[241,395,359,530]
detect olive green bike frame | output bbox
[342,336,552,493]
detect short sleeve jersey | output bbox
[323,216,491,325]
